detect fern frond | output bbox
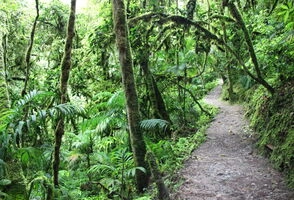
[88,164,116,175]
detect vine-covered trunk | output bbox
[112,0,149,192]
[53,0,76,187]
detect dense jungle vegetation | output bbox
[0,0,293,199]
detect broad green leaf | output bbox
[0,179,11,186]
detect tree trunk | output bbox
[22,0,39,96]
[112,0,149,193]
[186,0,197,20]
[220,5,234,101]
[1,33,11,108]
[226,2,275,94]
[53,0,76,187]
[146,151,170,200]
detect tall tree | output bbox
[53,0,76,187]
[112,0,149,192]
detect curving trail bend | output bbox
[173,84,294,200]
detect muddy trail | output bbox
[172,84,294,200]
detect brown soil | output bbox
[172,84,294,200]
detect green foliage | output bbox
[2,0,293,198]
[0,159,7,179]
[245,82,294,187]
[276,2,294,30]
[147,131,206,173]
[140,119,170,133]
[28,171,53,200]
[88,148,145,199]
[134,196,152,200]
[6,90,85,148]
[15,147,43,169]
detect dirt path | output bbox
[172,84,294,200]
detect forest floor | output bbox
[172,84,294,200]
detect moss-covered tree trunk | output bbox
[112,0,149,192]
[224,1,275,94]
[53,0,76,187]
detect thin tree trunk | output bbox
[112,0,149,193]
[53,0,76,187]
[186,0,197,20]
[146,151,170,200]
[22,0,39,96]
[220,5,234,101]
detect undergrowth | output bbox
[144,102,218,198]
[242,80,294,188]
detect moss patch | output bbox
[245,80,294,187]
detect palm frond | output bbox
[79,114,111,134]
[0,109,14,132]
[89,164,116,175]
[140,118,170,132]
[95,116,111,134]
[125,167,146,178]
[51,103,85,118]
[15,90,54,108]
[107,90,125,110]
